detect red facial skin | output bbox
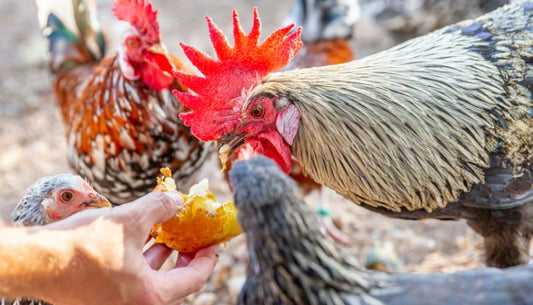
[120,33,174,91]
[233,97,300,174]
[172,9,303,172]
[43,178,111,222]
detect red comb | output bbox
[112,0,160,43]
[174,8,303,142]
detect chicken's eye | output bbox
[126,37,138,48]
[61,191,74,202]
[250,104,264,118]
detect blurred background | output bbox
[0,0,518,304]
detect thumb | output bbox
[141,191,184,227]
[117,191,184,234]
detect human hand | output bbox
[38,192,219,305]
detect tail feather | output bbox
[72,0,105,58]
[35,0,105,74]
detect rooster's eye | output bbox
[61,191,74,202]
[250,104,264,118]
[126,37,138,48]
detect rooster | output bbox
[35,0,211,204]
[285,0,360,246]
[227,0,360,245]
[174,2,533,268]
[229,156,533,305]
[5,174,110,305]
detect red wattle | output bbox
[141,51,174,90]
[246,130,292,174]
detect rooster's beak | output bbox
[80,193,112,208]
[217,132,247,171]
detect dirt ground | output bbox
[0,0,524,304]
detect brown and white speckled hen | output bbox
[4,174,110,305]
[230,156,533,305]
[174,1,533,267]
[35,0,211,204]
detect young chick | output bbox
[5,174,111,305]
[12,174,111,226]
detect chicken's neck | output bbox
[254,2,532,213]
[238,188,381,304]
[55,56,182,154]
[53,55,191,203]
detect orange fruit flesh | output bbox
[151,168,242,253]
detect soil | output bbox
[0,1,525,304]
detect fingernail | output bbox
[163,192,184,207]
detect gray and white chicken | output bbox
[230,156,533,305]
[178,0,533,268]
[4,174,110,305]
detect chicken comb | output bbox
[112,0,160,43]
[174,8,303,142]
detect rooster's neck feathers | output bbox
[249,1,532,212]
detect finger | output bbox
[152,244,220,302]
[113,192,184,234]
[144,243,173,270]
[176,252,195,268]
[45,207,113,230]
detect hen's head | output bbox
[229,155,296,214]
[12,174,111,226]
[113,0,174,90]
[174,8,303,173]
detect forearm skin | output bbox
[0,227,74,300]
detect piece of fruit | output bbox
[151,168,242,253]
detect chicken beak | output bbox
[217,133,247,171]
[147,44,167,55]
[80,192,112,208]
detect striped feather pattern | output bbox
[54,55,211,204]
[248,1,532,212]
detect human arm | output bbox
[0,192,219,305]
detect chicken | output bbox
[229,156,533,305]
[363,0,510,44]
[174,2,533,267]
[286,0,360,246]
[226,0,360,245]
[12,174,111,226]
[35,0,211,204]
[5,174,110,305]
[284,0,358,190]
[285,0,359,69]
